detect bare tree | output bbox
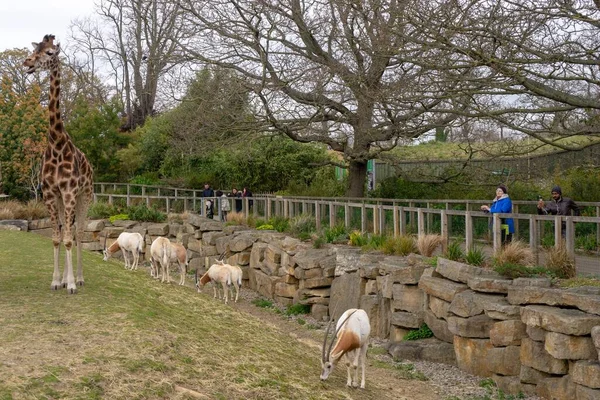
[177,0,471,197]
[71,0,194,130]
[407,0,600,152]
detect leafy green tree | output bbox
[0,76,47,199]
[66,98,129,181]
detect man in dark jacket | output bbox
[537,185,580,236]
[201,183,215,218]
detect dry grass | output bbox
[227,211,247,225]
[1,230,428,400]
[416,234,443,257]
[23,199,49,219]
[0,200,48,220]
[493,241,535,267]
[545,244,576,279]
[0,229,441,400]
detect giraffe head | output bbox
[23,34,61,74]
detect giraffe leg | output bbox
[45,195,63,290]
[75,201,87,287]
[63,202,77,294]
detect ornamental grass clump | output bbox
[545,243,576,279]
[416,234,443,257]
[493,241,534,267]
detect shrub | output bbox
[88,201,118,219]
[364,234,386,251]
[313,236,325,248]
[576,234,598,253]
[251,298,274,308]
[465,247,486,266]
[125,204,166,223]
[416,234,443,257]
[269,216,290,232]
[493,241,534,267]
[256,224,275,230]
[445,241,464,261]
[253,218,268,228]
[0,200,24,219]
[23,200,48,220]
[349,230,368,247]
[323,225,348,243]
[403,324,433,341]
[288,214,316,237]
[109,214,130,224]
[382,235,416,256]
[544,244,576,279]
[494,263,554,279]
[284,304,311,316]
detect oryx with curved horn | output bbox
[320,308,371,388]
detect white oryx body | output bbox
[320,308,370,388]
[169,242,188,285]
[150,237,171,282]
[196,262,236,304]
[103,232,144,270]
[222,261,242,302]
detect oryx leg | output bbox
[132,250,139,270]
[359,344,368,388]
[178,262,185,285]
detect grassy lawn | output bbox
[0,230,386,400]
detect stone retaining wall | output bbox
[8,215,600,400]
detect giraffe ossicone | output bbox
[23,34,94,294]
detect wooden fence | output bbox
[93,183,600,263]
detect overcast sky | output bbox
[0,0,96,52]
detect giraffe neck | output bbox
[48,63,68,146]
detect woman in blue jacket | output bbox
[481,184,514,244]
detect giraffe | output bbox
[23,35,94,294]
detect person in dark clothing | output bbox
[230,187,242,213]
[537,185,580,237]
[242,187,253,211]
[201,183,215,218]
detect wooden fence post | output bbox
[492,213,501,253]
[393,205,399,237]
[513,204,519,240]
[329,202,336,228]
[399,207,406,235]
[529,215,539,265]
[465,211,473,253]
[566,217,575,260]
[361,204,367,233]
[315,201,321,231]
[345,204,351,229]
[554,216,562,247]
[440,210,449,253]
[417,208,425,237]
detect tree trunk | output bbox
[346,160,368,198]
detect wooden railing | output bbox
[93,183,600,262]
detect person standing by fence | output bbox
[537,185,580,238]
[218,190,230,222]
[242,187,253,212]
[201,183,215,218]
[230,187,242,213]
[481,184,514,244]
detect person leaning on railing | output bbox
[481,184,514,244]
[537,185,580,237]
